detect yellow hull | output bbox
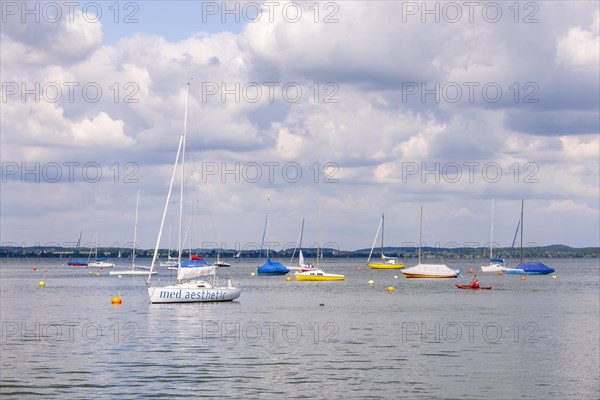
[295,274,345,281]
[368,262,404,269]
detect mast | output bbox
[266,198,270,259]
[520,199,524,263]
[131,190,140,270]
[317,205,321,269]
[147,82,189,283]
[418,206,423,264]
[490,198,495,260]
[367,214,383,263]
[381,214,385,258]
[177,83,190,269]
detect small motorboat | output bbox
[455,284,492,290]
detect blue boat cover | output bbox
[258,258,290,275]
[179,259,210,268]
[490,258,505,263]
[515,262,555,275]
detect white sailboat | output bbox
[295,206,344,281]
[401,206,459,279]
[146,83,240,303]
[88,232,115,268]
[288,218,317,272]
[367,214,404,269]
[159,225,178,269]
[110,191,157,276]
[481,199,506,272]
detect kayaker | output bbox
[470,278,480,289]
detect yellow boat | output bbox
[367,214,404,269]
[368,260,405,269]
[294,270,345,281]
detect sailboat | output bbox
[503,200,555,275]
[295,207,345,281]
[257,199,290,275]
[88,232,115,268]
[110,191,157,276]
[401,206,459,278]
[288,218,317,272]
[213,237,231,267]
[367,214,404,269]
[481,199,506,272]
[159,225,178,269]
[146,82,241,303]
[67,230,88,266]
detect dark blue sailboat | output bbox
[504,200,555,275]
[257,199,289,276]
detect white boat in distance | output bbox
[110,191,157,276]
[401,206,459,279]
[481,199,507,272]
[146,82,240,303]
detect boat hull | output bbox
[456,284,492,290]
[257,271,289,276]
[480,264,505,272]
[109,270,157,276]
[295,274,345,281]
[368,262,404,269]
[403,273,457,278]
[67,262,88,267]
[147,285,241,304]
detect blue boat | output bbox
[256,199,290,276]
[258,257,290,275]
[504,262,555,275]
[504,200,556,275]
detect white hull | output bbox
[148,281,241,303]
[480,263,506,272]
[213,262,231,267]
[89,261,115,268]
[110,270,157,276]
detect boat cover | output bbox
[258,258,290,275]
[514,262,555,274]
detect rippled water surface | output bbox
[1,258,598,399]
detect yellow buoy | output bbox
[95,272,101,276]
[521,276,526,281]
[88,271,93,275]
[251,272,255,276]
[498,270,504,275]
[286,276,291,282]
[38,281,45,287]
[368,280,375,285]
[111,296,122,304]
[387,286,395,292]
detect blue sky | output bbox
[1,1,599,252]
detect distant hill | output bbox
[1,244,598,259]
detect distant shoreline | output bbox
[2,245,598,260]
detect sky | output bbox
[1,1,599,253]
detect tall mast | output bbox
[381,214,385,258]
[132,190,140,269]
[490,198,495,260]
[317,204,321,269]
[177,82,190,268]
[520,199,524,263]
[266,198,270,259]
[418,206,423,264]
[147,83,188,283]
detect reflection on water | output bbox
[1,259,598,399]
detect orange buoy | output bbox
[498,270,504,275]
[468,268,473,273]
[521,276,526,281]
[111,296,122,304]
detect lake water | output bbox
[1,258,598,399]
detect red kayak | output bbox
[456,284,492,290]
